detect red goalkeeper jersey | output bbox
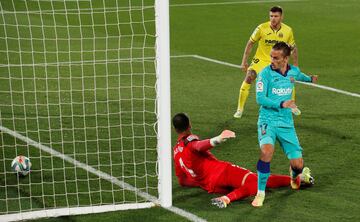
[173,133,230,193]
[173,133,290,202]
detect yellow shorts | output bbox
[248,57,270,75]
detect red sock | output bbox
[266,174,291,188]
[226,180,258,202]
[226,187,250,202]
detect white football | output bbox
[11,155,31,176]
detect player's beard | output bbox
[271,20,280,29]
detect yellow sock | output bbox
[291,87,296,101]
[237,81,251,111]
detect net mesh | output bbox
[0,0,158,215]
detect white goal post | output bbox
[0,0,171,221]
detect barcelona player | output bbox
[252,42,317,207]
[234,6,299,118]
[172,113,313,208]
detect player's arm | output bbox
[240,40,255,72]
[291,46,298,67]
[256,71,282,108]
[294,67,318,83]
[298,72,318,83]
[241,26,260,72]
[189,130,236,152]
[288,29,298,66]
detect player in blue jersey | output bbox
[252,42,317,207]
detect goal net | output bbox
[0,0,171,221]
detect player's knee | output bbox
[260,144,274,161]
[245,70,257,84]
[290,158,303,169]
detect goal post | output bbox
[0,0,171,221]
[155,0,172,208]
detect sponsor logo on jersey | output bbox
[256,81,264,92]
[265,39,279,44]
[272,87,292,96]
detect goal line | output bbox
[0,125,206,222]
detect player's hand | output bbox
[210,130,236,146]
[311,75,318,83]
[240,62,248,73]
[282,100,297,109]
[219,130,236,141]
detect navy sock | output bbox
[257,159,270,192]
[291,166,303,179]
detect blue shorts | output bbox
[258,123,303,159]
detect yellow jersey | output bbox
[250,21,295,63]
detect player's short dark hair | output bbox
[272,42,291,57]
[270,6,283,14]
[172,113,190,133]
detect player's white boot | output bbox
[233,110,243,118]
[252,193,265,207]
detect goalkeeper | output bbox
[172,113,313,208]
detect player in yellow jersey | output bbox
[234,6,299,118]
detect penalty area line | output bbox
[171,54,360,99]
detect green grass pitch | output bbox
[1,0,360,221]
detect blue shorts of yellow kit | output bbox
[258,123,303,159]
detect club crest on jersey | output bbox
[278,32,283,38]
[290,77,295,83]
[256,81,264,92]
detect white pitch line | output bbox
[297,82,360,98]
[170,0,305,7]
[171,54,195,58]
[0,125,206,222]
[173,54,360,99]
[192,54,243,69]
[166,207,207,222]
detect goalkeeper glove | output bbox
[210,130,236,146]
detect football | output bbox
[11,155,31,176]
